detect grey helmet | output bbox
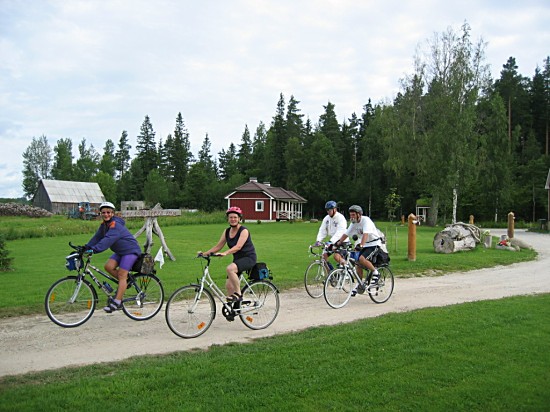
[348,205,363,215]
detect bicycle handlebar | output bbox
[68,242,93,257]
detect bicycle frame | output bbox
[308,244,334,272]
[193,255,267,315]
[73,253,146,306]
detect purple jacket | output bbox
[86,215,141,256]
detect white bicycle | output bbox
[165,254,280,338]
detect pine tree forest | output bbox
[21,26,550,225]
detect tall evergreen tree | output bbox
[249,121,268,181]
[51,138,73,181]
[543,56,550,155]
[286,95,304,141]
[237,125,253,177]
[182,134,219,210]
[99,139,117,177]
[170,112,193,187]
[530,58,550,155]
[494,57,532,151]
[266,93,287,186]
[115,130,131,180]
[22,135,52,198]
[317,101,343,182]
[157,137,168,179]
[474,91,512,221]
[74,138,99,181]
[218,143,239,181]
[136,115,158,178]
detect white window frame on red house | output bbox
[255,200,264,212]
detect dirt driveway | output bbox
[1,229,549,378]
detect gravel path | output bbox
[1,229,548,378]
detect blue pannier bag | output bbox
[249,262,271,280]
[65,252,81,271]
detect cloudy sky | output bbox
[1,0,549,198]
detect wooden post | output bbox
[401,215,405,225]
[120,203,181,261]
[408,213,418,262]
[507,212,515,239]
[469,215,474,224]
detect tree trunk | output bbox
[427,194,439,226]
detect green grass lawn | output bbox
[0,218,538,317]
[1,294,548,411]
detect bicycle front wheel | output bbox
[45,276,98,327]
[123,274,165,320]
[324,268,353,309]
[165,285,216,338]
[304,260,328,298]
[368,266,395,304]
[239,281,280,330]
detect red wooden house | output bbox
[225,178,307,222]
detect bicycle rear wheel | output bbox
[324,268,353,309]
[368,266,394,304]
[45,276,98,327]
[239,281,279,330]
[304,260,328,298]
[165,285,216,338]
[123,274,165,320]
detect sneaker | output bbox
[351,286,358,297]
[369,272,380,286]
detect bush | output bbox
[0,235,13,271]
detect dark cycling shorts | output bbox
[359,246,378,262]
[232,256,256,274]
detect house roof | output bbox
[226,181,307,203]
[37,179,106,203]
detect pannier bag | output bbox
[65,252,81,271]
[373,249,390,267]
[131,253,155,274]
[249,262,271,280]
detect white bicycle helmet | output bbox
[99,201,116,211]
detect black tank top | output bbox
[225,225,257,261]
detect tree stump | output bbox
[433,223,481,254]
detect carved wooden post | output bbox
[507,212,515,239]
[469,215,474,225]
[408,213,418,262]
[120,203,181,261]
[401,215,405,225]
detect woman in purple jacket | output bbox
[86,201,142,313]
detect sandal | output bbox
[226,292,243,303]
[103,298,122,313]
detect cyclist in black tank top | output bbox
[200,207,257,302]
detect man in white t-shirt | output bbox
[334,205,382,296]
[315,200,347,269]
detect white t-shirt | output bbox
[345,215,382,247]
[316,211,347,243]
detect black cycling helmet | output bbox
[348,205,363,214]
